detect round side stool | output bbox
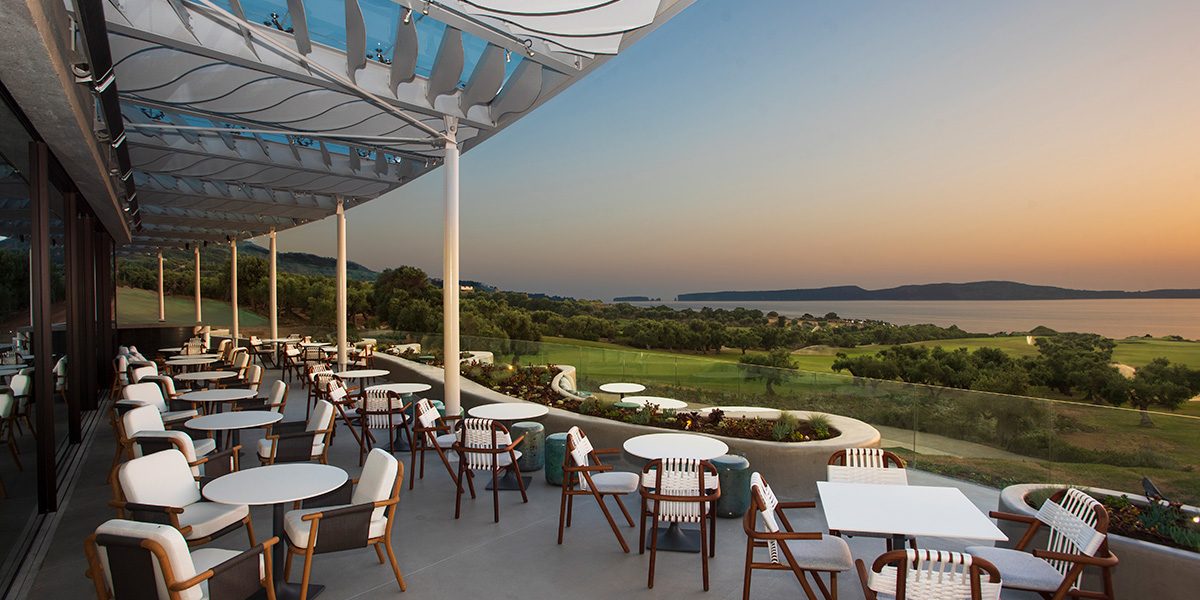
[511,421,545,472]
[544,432,569,486]
[613,401,640,411]
[712,454,751,518]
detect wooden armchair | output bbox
[640,458,721,591]
[453,418,528,522]
[408,398,460,490]
[857,549,1002,600]
[558,426,638,552]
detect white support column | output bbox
[442,117,461,417]
[268,229,278,341]
[194,245,202,323]
[335,199,348,370]
[230,239,239,348]
[157,249,165,322]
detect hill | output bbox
[678,281,1200,301]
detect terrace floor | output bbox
[24,366,1041,600]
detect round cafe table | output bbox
[186,410,281,448]
[179,388,257,415]
[166,357,219,372]
[599,382,646,399]
[624,433,729,553]
[299,341,331,348]
[175,370,238,391]
[466,403,550,490]
[204,464,348,600]
[622,395,689,411]
[363,382,431,452]
[335,368,389,381]
[158,347,183,354]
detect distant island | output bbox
[614,295,661,302]
[677,281,1200,302]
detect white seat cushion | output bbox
[966,545,1064,592]
[163,409,199,423]
[782,535,854,572]
[190,548,264,599]
[580,471,640,494]
[435,433,456,448]
[257,438,325,459]
[283,505,387,548]
[178,502,250,540]
[193,438,216,457]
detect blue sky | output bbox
[264,0,1200,300]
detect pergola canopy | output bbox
[74,0,692,251]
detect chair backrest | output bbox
[353,448,400,520]
[644,458,710,524]
[90,519,203,600]
[119,449,202,509]
[122,404,166,437]
[868,549,1002,600]
[1037,489,1108,577]
[414,398,441,430]
[307,399,335,433]
[325,376,348,405]
[0,389,13,419]
[139,375,178,401]
[130,365,158,384]
[361,388,402,429]
[132,430,201,475]
[565,426,594,468]
[114,355,130,384]
[749,472,786,563]
[244,364,263,392]
[827,448,908,485]
[53,356,68,391]
[216,339,232,358]
[460,418,512,470]
[123,382,168,412]
[9,373,29,397]
[266,380,288,413]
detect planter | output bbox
[373,353,881,498]
[997,483,1200,599]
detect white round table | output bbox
[468,403,549,421]
[179,388,257,414]
[336,368,389,380]
[167,357,218,371]
[622,396,689,410]
[186,410,282,448]
[203,464,348,599]
[623,433,729,461]
[158,346,183,353]
[599,382,646,398]
[365,382,431,395]
[299,342,331,348]
[175,370,239,391]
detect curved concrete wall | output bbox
[997,483,1200,599]
[374,353,880,497]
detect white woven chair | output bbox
[858,549,1003,600]
[358,388,412,465]
[85,519,277,600]
[967,488,1117,599]
[115,449,255,548]
[557,426,638,552]
[639,457,721,590]
[408,397,460,490]
[453,418,528,522]
[123,381,198,425]
[742,472,853,600]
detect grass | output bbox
[117,287,268,328]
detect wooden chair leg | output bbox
[812,570,832,600]
[512,460,528,503]
[638,497,648,554]
[384,540,407,592]
[454,461,465,519]
[742,538,755,600]
[700,511,710,591]
[595,492,630,553]
[647,512,660,589]
[299,547,315,600]
[373,542,385,564]
[491,467,500,523]
[557,487,570,544]
[284,549,294,581]
[613,494,635,526]
[244,517,257,546]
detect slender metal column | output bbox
[29,141,56,512]
[83,221,98,411]
[96,233,113,407]
[230,239,239,347]
[157,249,165,322]
[335,200,348,370]
[64,192,82,443]
[194,245,202,323]
[268,229,278,341]
[442,118,461,416]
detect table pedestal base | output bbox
[485,471,531,491]
[646,523,701,553]
[272,582,324,600]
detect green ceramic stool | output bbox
[613,401,640,410]
[545,432,569,486]
[511,421,545,472]
[712,454,751,518]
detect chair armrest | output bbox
[274,430,318,441]
[300,503,375,552]
[272,420,307,435]
[195,444,241,477]
[575,464,614,473]
[1034,549,1119,567]
[748,529,825,541]
[592,447,622,455]
[120,502,189,534]
[502,434,526,452]
[171,537,279,592]
[778,500,817,509]
[989,510,1038,524]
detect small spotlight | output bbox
[523,39,534,57]
[504,49,511,63]
[422,1,430,15]
[71,62,93,84]
[403,8,412,24]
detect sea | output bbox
[629,299,1200,339]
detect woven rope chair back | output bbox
[869,549,1002,600]
[1037,489,1105,579]
[325,377,348,405]
[750,472,784,563]
[462,418,510,470]
[566,426,592,468]
[654,458,704,524]
[415,398,440,429]
[828,448,908,485]
[362,388,397,429]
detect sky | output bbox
[259,0,1200,301]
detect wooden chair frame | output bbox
[639,458,720,591]
[358,390,412,466]
[742,480,841,600]
[557,428,636,552]
[408,401,461,491]
[452,419,528,523]
[856,549,1002,600]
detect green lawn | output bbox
[117,287,268,328]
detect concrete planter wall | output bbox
[996,483,1200,599]
[374,353,880,497]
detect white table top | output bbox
[0,366,28,376]
[468,403,550,421]
[365,382,431,395]
[817,482,1007,542]
[599,382,646,395]
[335,369,389,379]
[159,347,183,353]
[623,433,729,461]
[186,411,282,431]
[299,341,332,347]
[203,464,348,506]
[175,370,239,381]
[179,388,258,402]
[622,396,689,410]
[167,357,219,366]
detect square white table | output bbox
[817,481,1007,549]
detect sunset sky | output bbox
[262,0,1200,300]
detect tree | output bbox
[1128,358,1200,426]
[739,348,795,395]
[495,307,541,364]
[727,328,757,354]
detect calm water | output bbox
[631,299,1200,339]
